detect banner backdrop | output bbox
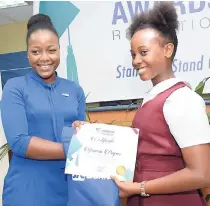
[34,1,210,103]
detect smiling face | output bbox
[130,28,174,84]
[27,29,60,83]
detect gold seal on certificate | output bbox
[65,123,139,182]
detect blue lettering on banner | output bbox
[112,2,128,24]
[116,65,138,78]
[188,1,206,13]
[112,1,209,25]
[112,1,149,25]
[172,55,203,72]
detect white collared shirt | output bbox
[142,78,210,148]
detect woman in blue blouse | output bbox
[1,14,86,206]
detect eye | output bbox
[140,50,148,56]
[31,50,40,55]
[49,49,57,53]
[130,52,136,59]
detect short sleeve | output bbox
[163,87,210,148]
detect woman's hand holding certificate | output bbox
[65,123,139,182]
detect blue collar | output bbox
[27,70,60,88]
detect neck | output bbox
[43,72,57,84]
[151,68,175,86]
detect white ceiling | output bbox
[0,4,33,25]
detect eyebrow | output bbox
[130,46,147,53]
[138,46,147,49]
[30,44,58,49]
[29,46,40,49]
[48,44,58,47]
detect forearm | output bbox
[26,136,65,160]
[133,168,210,195]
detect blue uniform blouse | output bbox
[1,70,86,206]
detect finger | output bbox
[76,127,80,132]
[111,176,125,182]
[72,121,78,128]
[111,176,122,186]
[75,121,89,132]
[78,121,87,126]
[110,175,117,181]
[72,121,83,128]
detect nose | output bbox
[133,54,143,68]
[39,51,50,62]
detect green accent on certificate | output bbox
[65,123,139,182]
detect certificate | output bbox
[65,123,139,182]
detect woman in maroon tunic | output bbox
[111,2,210,206]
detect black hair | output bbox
[128,1,179,59]
[26,14,59,48]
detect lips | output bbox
[37,64,53,71]
[136,67,147,75]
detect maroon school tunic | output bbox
[128,82,205,206]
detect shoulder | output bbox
[165,86,205,110]
[3,76,27,93]
[1,77,27,105]
[163,86,210,148]
[164,86,206,122]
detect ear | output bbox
[164,43,174,59]
[27,51,29,59]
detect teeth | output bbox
[138,68,146,75]
[38,65,51,70]
[135,68,143,70]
